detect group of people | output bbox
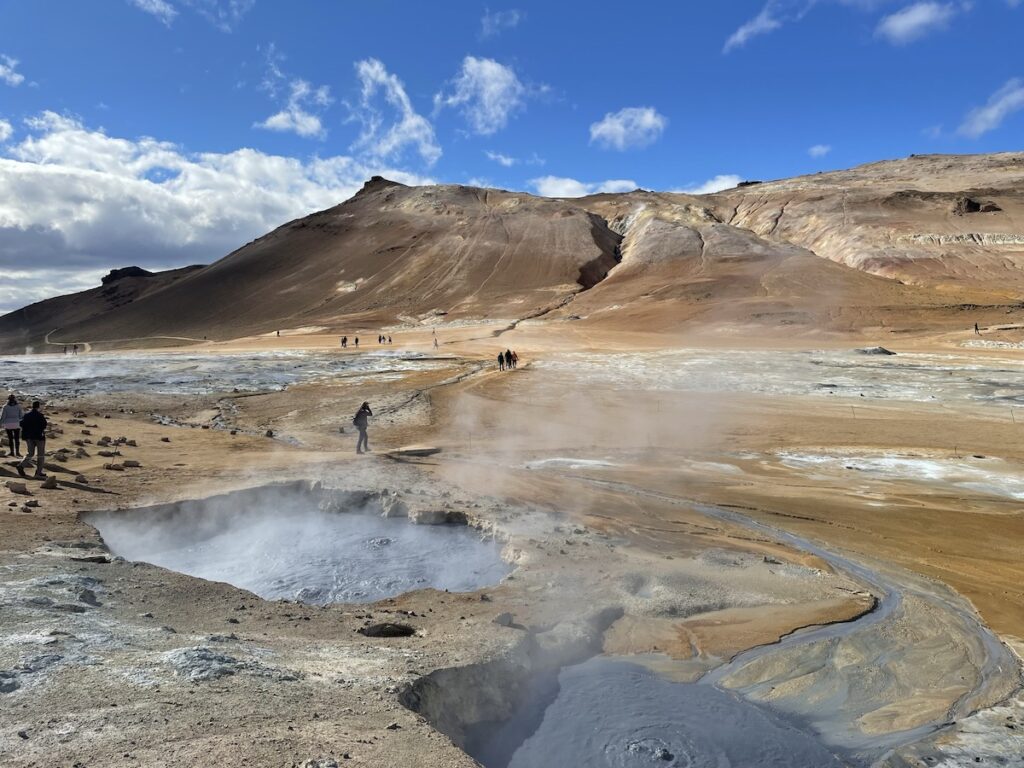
[339,334,394,348]
[497,349,519,371]
[61,345,80,355]
[1,394,49,479]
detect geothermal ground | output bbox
[2,323,1024,767]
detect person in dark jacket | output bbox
[504,349,513,370]
[353,401,372,454]
[497,352,505,371]
[17,401,47,479]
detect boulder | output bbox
[358,623,415,638]
[5,481,30,495]
[855,346,896,356]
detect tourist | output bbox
[355,337,359,348]
[497,352,505,371]
[388,335,392,344]
[504,349,513,370]
[353,401,373,454]
[975,322,981,336]
[433,337,439,349]
[511,350,519,368]
[17,400,47,479]
[2,394,23,457]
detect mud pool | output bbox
[538,349,1024,407]
[0,349,447,398]
[85,485,510,605]
[467,656,845,768]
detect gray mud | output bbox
[490,656,846,768]
[85,485,510,604]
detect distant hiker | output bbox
[504,349,513,370]
[388,335,392,344]
[975,322,981,336]
[355,337,359,348]
[72,344,79,355]
[511,350,519,368]
[498,352,505,371]
[17,401,47,479]
[433,337,439,349]
[353,401,373,454]
[276,330,280,337]
[2,394,23,457]
[62,345,67,355]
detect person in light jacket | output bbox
[1,394,23,457]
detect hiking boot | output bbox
[16,465,26,478]
[34,473,47,480]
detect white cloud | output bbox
[257,79,332,139]
[255,45,332,139]
[434,57,526,135]
[958,78,1024,138]
[480,8,523,38]
[349,58,441,166]
[485,150,517,167]
[0,111,433,312]
[529,176,637,198]
[723,6,782,53]
[589,106,667,151]
[0,120,12,143]
[128,0,178,25]
[674,174,743,195]
[808,143,832,157]
[0,55,25,87]
[182,0,254,32]
[875,2,958,44]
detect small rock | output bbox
[385,722,401,730]
[265,429,274,438]
[358,623,415,638]
[25,499,39,508]
[5,481,30,495]
[123,460,141,468]
[74,475,88,484]
[17,729,28,739]
[40,476,59,490]
[104,463,125,472]
[492,612,513,627]
[161,437,171,443]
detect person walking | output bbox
[504,349,513,370]
[497,352,505,371]
[975,322,981,336]
[2,394,23,457]
[353,401,372,454]
[511,350,519,369]
[354,337,359,348]
[17,400,47,479]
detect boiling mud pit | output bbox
[520,658,845,767]
[0,349,446,398]
[466,657,845,768]
[85,484,510,604]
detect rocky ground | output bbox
[2,324,1023,766]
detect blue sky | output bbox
[0,0,1021,310]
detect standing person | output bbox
[353,401,373,454]
[975,322,981,336]
[433,337,439,349]
[17,401,47,479]
[62,345,67,355]
[497,352,505,371]
[354,337,359,348]
[2,394,23,457]
[511,350,519,369]
[388,335,392,344]
[504,349,513,370]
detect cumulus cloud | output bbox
[723,6,783,53]
[875,2,959,44]
[0,120,12,143]
[480,8,523,38]
[349,58,441,166]
[808,143,832,157]
[0,55,25,87]
[0,111,433,312]
[589,106,667,151]
[434,57,526,135]
[958,78,1024,138]
[529,175,637,197]
[128,0,178,25]
[674,174,743,194]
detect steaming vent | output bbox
[83,482,510,605]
